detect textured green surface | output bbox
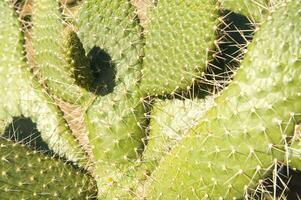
[143,97,214,166]
[145,1,301,199]
[140,0,219,96]
[77,0,144,90]
[62,27,94,91]
[32,0,92,105]
[0,137,97,199]
[0,0,88,166]
[85,87,146,199]
[78,1,145,198]
[219,0,269,23]
[289,137,301,171]
[87,97,215,199]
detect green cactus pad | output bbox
[139,0,219,96]
[289,146,301,171]
[219,0,269,23]
[0,137,97,199]
[32,0,93,105]
[85,87,146,199]
[62,27,94,91]
[78,1,146,198]
[288,131,301,171]
[0,0,88,166]
[143,97,214,165]
[94,97,215,199]
[77,0,144,90]
[145,1,301,199]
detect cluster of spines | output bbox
[0,0,89,167]
[143,97,214,167]
[2,0,301,199]
[0,137,97,199]
[31,0,94,105]
[144,1,301,199]
[219,0,270,23]
[77,0,147,198]
[62,27,94,91]
[139,0,220,96]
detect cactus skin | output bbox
[219,0,269,23]
[288,125,301,171]
[77,0,144,90]
[1,0,300,199]
[85,98,215,199]
[0,137,97,199]
[109,98,216,199]
[32,0,93,105]
[0,0,89,167]
[62,27,94,91]
[78,1,146,198]
[140,0,219,96]
[143,97,214,167]
[145,1,301,199]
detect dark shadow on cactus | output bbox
[183,11,256,99]
[155,11,255,101]
[3,116,51,152]
[241,164,301,199]
[88,47,116,96]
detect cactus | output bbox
[140,0,219,96]
[0,0,88,166]
[143,97,214,166]
[77,1,147,198]
[62,27,94,91]
[145,1,301,199]
[31,0,94,105]
[0,137,97,199]
[288,125,301,171]
[219,0,269,23]
[0,0,301,199]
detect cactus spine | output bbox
[31,0,94,105]
[140,0,219,96]
[145,1,301,199]
[0,0,88,166]
[78,0,146,198]
[0,0,300,199]
[0,137,97,199]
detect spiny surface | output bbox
[87,97,215,199]
[288,125,301,171]
[143,97,214,166]
[0,0,88,166]
[62,27,94,91]
[32,0,93,105]
[78,0,144,91]
[219,0,269,23]
[140,0,219,96]
[78,1,146,198]
[145,2,301,199]
[0,138,97,199]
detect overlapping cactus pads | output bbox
[0,0,300,199]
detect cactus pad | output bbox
[0,0,88,166]
[140,0,219,96]
[0,137,97,199]
[145,1,301,199]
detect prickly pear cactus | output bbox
[143,97,214,166]
[0,0,88,166]
[219,0,269,23]
[145,1,301,199]
[1,0,301,199]
[31,0,94,105]
[140,0,219,95]
[0,137,97,199]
